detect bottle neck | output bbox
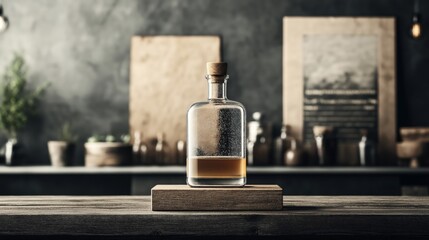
[206,75,228,100]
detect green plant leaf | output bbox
[0,53,50,138]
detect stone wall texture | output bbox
[0,0,428,164]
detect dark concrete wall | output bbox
[0,0,427,165]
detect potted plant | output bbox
[0,54,48,165]
[48,123,78,167]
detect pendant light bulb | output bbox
[411,15,422,39]
[411,21,422,39]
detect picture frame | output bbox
[283,17,396,165]
[130,36,221,164]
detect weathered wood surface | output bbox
[152,185,283,211]
[0,196,428,237]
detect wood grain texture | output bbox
[130,36,221,165]
[0,196,428,237]
[151,185,283,211]
[283,17,396,165]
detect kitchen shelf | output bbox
[0,166,428,175]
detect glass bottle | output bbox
[175,140,186,166]
[187,62,246,187]
[248,112,263,143]
[247,129,269,166]
[313,126,337,166]
[248,112,272,148]
[132,131,142,165]
[274,124,295,166]
[132,131,148,165]
[247,112,271,165]
[155,133,170,165]
[285,140,301,166]
[140,141,148,164]
[358,129,375,166]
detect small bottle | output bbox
[248,112,263,143]
[155,133,170,165]
[248,112,272,146]
[140,140,148,165]
[284,140,300,166]
[133,131,142,165]
[247,112,271,166]
[175,140,186,166]
[247,129,270,166]
[187,62,246,187]
[358,129,375,166]
[133,131,148,165]
[274,124,295,165]
[313,126,337,166]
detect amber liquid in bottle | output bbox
[187,156,246,179]
[187,62,246,187]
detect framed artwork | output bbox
[130,36,221,164]
[283,17,396,165]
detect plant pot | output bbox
[48,141,76,167]
[4,138,24,166]
[84,142,132,167]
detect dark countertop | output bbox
[0,166,428,175]
[0,196,428,239]
[0,166,428,196]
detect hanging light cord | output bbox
[414,0,420,14]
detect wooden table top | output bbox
[0,196,428,238]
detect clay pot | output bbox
[48,141,76,167]
[84,142,132,167]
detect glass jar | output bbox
[187,62,246,187]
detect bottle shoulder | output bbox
[188,100,246,112]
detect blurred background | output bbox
[0,0,428,196]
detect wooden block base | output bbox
[151,185,283,211]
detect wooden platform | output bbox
[151,184,283,211]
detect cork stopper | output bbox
[206,62,227,76]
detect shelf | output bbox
[0,166,428,175]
